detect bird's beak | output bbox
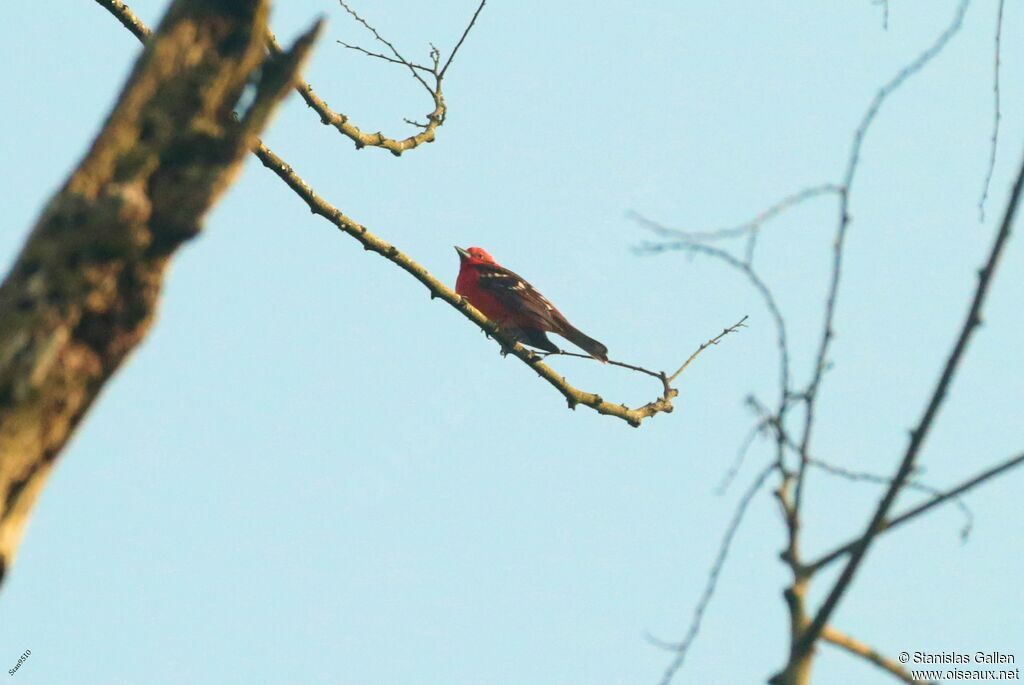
[454,245,470,260]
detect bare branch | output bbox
[538,350,669,382]
[440,0,487,78]
[822,625,934,685]
[875,0,890,31]
[335,39,432,72]
[715,420,769,495]
[667,317,748,383]
[279,35,447,156]
[254,138,745,427]
[979,0,1005,222]
[92,1,748,433]
[93,0,149,40]
[808,457,973,542]
[307,0,485,154]
[654,461,776,685]
[792,0,970,551]
[798,140,1022,653]
[336,0,433,94]
[535,316,746,424]
[637,234,791,408]
[634,3,1010,684]
[753,405,976,542]
[631,184,841,257]
[806,450,1024,575]
[97,0,450,158]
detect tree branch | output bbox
[538,315,747,407]
[254,142,747,426]
[636,235,791,406]
[978,0,1005,222]
[652,460,776,685]
[95,0,148,40]
[808,457,974,542]
[715,418,768,495]
[797,142,1021,654]
[298,0,487,155]
[822,625,934,685]
[631,184,841,257]
[0,0,319,585]
[275,27,447,156]
[747,395,976,543]
[794,0,970,526]
[805,450,1024,575]
[440,0,487,78]
[336,0,433,93]
[95,0,484,157]
[96,0,742,429]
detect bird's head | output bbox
[455,246,497,265]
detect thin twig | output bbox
[715,420,768,495]
[541,316,748,413]
[639,239,789,402]
[799,144,1023,651]
[270,25,446,154]
[667,317,749,383]
[335,40,432,72]
[630,184,841,258]
[635,192,804,514]
[808,458,974,542]
[653,461,776,685]
[793,0,970,531]
[878,0,890,31]
[537,350,667,382]
[979,0,1005,222]
[806,450,1024,575]
[337,0,433,94]
[755,413,977,543]
[440,0,487,78]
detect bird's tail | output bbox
[561,324,609,362]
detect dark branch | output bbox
[715,420,769,495]
[794,0,971,524]
[805,450,1024,575]
[336,0,433,94]
[335,39,432,72]
[539,316,748,420]
[654,461,776,685]
[799,143,1023,649]
[808,457,973,542]
[637,237,790,408]
[630,184,841,257]
[440,0,487,78]
[979,0,1005,222]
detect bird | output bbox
[454,245,609,362]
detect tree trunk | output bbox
[0,0,319,586]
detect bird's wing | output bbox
[473,263,567,331]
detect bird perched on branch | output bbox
[455,246,609,362]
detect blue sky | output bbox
[1,1,1022,683]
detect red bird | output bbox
[455,246,609,362]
